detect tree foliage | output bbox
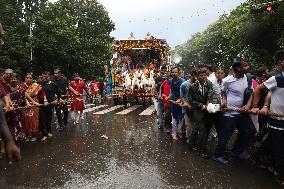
[175,0,284,73]
[0,0,115,79]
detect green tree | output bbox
[33,0,115,79]
[0,0,115,80]
[175,0,284,74]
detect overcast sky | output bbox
[49,0,246,47]
[98,0,246,47]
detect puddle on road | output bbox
[0,109,281,189]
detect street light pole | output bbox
[29,22,33,71]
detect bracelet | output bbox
[263,105,269,108]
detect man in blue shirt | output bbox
[168,67,185,140]
[180,70,197,142]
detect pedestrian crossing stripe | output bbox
[93,105,125,115]
[116,105,141,115]
[88,105,156,116]
[83,105,108,113]
[139,105,155,116]
[85,104,96,108]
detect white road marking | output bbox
[116,105,141,115]
[139,105,156,116]
[85,104,96,108]
[83,105,108,113]
[93,105,125,115]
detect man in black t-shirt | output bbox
[53,68,77,131]
[40,71,61,141]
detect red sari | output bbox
[23,83,45,136]
[69,80,88,111]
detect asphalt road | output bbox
[0,102,281,189]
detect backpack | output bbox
[243,73,253,106]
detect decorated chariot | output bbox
[105,35,169,105]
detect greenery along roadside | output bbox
[0,0,115,80]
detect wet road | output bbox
[0,102,281,189]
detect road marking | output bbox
[93,105,125,115]
[139,105,156,116]
[83,105,108,113]
[85,104,96,108]
[116,105,141,115]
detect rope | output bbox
[223,108,284,118]
[167,99,192,109]
[5,98,84,112]
[163,100,284,118]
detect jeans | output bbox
[184,109,193,140]
[256,115,268,142]
[268,119,284,181]
[214,114,256,158]
[184,112,190,138]
[156,99,164,128]
[55,104,69,127]
[206,112,222,140]
[163,106,171,129]
[172,117,184,135]
[190,110,212,153]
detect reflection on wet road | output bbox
[0,104,281,189]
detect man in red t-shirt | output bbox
[69,73,91,124]
[160,72,171,133]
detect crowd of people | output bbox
[0,68,107,161]
[2,13,284,185]
[155,50,284,185]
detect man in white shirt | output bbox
[213,57,256,164]
[252,50,284,184]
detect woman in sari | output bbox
[4,73,38,141]
[23,73,46,142]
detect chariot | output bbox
[105,37,169,105]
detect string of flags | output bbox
[125,0,283,24]
[125,1,232,23]
[127,10,229,23]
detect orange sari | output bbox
[24,83,41,136]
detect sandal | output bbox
[212,156,228,164]
[41,136,48,142]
